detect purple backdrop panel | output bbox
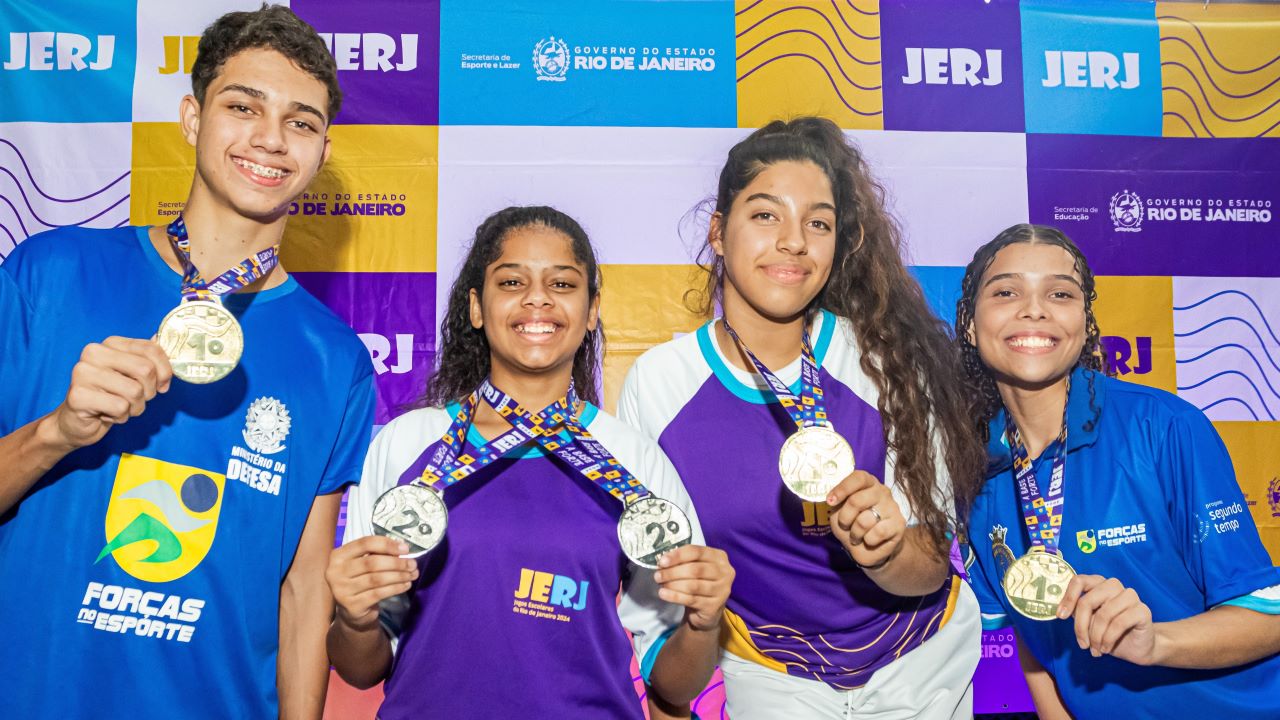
[291,0,440,125]
[880,0,1024,132]
[974,628,1035,714]
[1027,134,1280,277]
[294,271,436,426]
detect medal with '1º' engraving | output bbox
[1003,547,1076,621]
[778,425,856,502]
[157,299,243,384]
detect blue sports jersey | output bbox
[0,226,375,719]
[967,366,1280,719]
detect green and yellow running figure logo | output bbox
[1076,529,1097,554]
[97,454,225,582]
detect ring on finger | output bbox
[868,506,883,523]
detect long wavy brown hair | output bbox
[954,224,1110,445]
[690,117,986,553]
[419,206,604,408]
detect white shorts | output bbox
[720,581,981,720]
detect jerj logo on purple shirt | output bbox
[514,567,589,613]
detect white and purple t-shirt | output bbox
[343,402,701,719]
[620,310,972,690]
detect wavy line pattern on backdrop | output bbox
[736,0,883,129]
[0,136,131,261]
[1173,280,1280,422]
[1158,3,1280,138]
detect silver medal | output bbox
[616,496,694,569]
[372,484,448,558]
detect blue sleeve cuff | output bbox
[639,625,679,685]
[981,612,1011,631]
[1218,584,1280,615]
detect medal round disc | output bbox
[372,484,448,559]
[616,496,694,569]
[156,300,243,384]
[778,425,856,501]
[1003,549,1076,621]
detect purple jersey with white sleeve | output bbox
[619,310,977,690]
[343,402,701,719]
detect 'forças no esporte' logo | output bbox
[98,454,224,583]
[1076,523,1147,552]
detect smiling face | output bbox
[971,242,1087,392]
[469,224,599,387]
[713,160,838,325]
[182,47,331,222]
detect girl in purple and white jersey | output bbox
[620,118,987,719]
[325,206,734,719]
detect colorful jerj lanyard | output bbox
[474,381,692,568]
[372,388,577,559]
[721,318,855,504]
[999,384,1076,621]
[386,379,691,568]
[402,380,652,507]
[397,387,559,490]
[722,319,831,433]
[1005,404,1068,556]
[166,215,279,302]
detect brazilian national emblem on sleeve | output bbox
[990,524,1016,582]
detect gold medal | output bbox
[778,425,856,502]
[1002,547,1076,621]
[157,299,244,384]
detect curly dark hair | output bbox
[954,224,1110,445]
[192,4,341,123]
[420,206,604,408]
[690,117,987,553]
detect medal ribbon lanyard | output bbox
[1005,399,1068,555]
[404,388,564,491]
[721,319,830,433]
[480,379,653,506]
[167,215,279,303]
